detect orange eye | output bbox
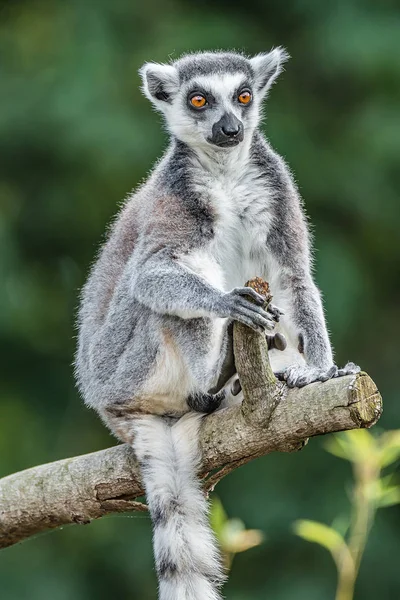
[238,91,252,105]
[190,95,207,108]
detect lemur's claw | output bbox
[267,303,284,322]
[275,362,360,388]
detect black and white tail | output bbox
[133,413,225,600]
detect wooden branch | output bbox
[0,370,381,549]
[0,289,382,549]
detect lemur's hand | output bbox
[220,287,283,334]
[275,362,360,388]
[267,303,284,322]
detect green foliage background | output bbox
[0,1,399,598]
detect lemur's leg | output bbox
[82,265,235,415]
[208,323,235,392]
[86,279,142,385]
[272,274,359,388]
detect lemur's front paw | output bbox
[276,362,360,388]
[222,287,283,334]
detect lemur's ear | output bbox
[139,62,179,108]
[250,47,290,95]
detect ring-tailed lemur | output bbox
[75,48,359,600]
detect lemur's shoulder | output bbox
[250,132,296,192]
[127,145,217,255]
[102,161,213,269]
[248,134,311,266]
[139,192,214,256]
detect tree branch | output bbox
[0,371,382,549]
[0,290,382,549]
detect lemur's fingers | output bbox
[231,303,275,332]
[236,312,272,333]
[275,364,343,388]
[231,312,265,334]
[227,293,276,329]
[232,305,276,332]
[267,303,284,322]
[234,296,271,315]
[230,286,266,306]
[317,365,338,383]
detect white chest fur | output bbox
[179,151,275,294]
[205,161,273,290]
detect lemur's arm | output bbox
[130,248,276,333]
[278,268,333,370]
[272,249,360,387]
[266,151,358,387]
[270,250,345,388]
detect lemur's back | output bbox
[79,190,145,329]
[88,209,135,320]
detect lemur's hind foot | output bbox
[336,362,360,377]
[187,389,226,413]
[276,362,360,388]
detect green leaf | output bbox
[220,518,264,554]
[293,520,347,555]
[379,431,400,468]
[325,435,355,461]
[210,497,264,556]
[378,487,400,507]
[375,476,400,507]
[325,430,377,464]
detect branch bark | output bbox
[0,310,382,549]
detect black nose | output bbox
[222,123,240,137]
[210,112,244,146]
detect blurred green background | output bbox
[0,0,399,598]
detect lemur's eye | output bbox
[238,90,252,105]
[190,94,207,109]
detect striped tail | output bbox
[133,413,225,600]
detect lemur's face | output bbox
[140,50,288,152]
[169,72,254,149]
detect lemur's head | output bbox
[139,49,289,151]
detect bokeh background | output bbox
[1,0,399,598]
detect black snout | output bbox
[222,122,240,137]
[210,113,244,147]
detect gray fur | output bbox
[75,48,359,600]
